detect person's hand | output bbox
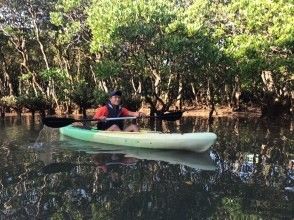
[98,116,107,122]
[137,112,146,117]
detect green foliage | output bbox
[122,95,142,111]
[50,0,86,45]
[212,0,294,89]
[180,0,210,35]
[0,95,21,109]
[56,0,82,13]
[49,11,64,26]
[87,0,175,52]
[69,81,95,108]
[94,60,122,79]
[0,0,293,115]
[93,89,108,105]
[40,68,67,81]
[19,73,33,81]
[18,94,51,111]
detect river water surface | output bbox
[0,116,293,219]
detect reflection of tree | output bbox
[0,145,218,219]
[89,160,218,220]
[0,116,293,219]
[208,117,293,219]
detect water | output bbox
[0,115,293,219]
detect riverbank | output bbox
[181,106,262,117]
[2,106,262,118]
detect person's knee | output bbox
[107,124,121,131]
[126,124,139,132]
[132,125,139,131]
[112,125,121,131]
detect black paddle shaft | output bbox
[42,117,91,128]
[43,111,183,128]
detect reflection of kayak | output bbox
[60,125,217,152]
[124,149,216,171]
[59,137,216,171]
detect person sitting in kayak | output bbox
[93,90,145,131]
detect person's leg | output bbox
[124,124,139,132]
[106,124,121,131]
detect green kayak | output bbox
[59,125,217,152]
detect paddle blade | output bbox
[159,111,183,121]
[42,117,76,128]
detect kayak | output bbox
[60,125,217,152]
[59,125,217,152]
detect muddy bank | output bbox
[2,106,262,118]
[181,106,261,117]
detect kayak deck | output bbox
[59,125,217,152]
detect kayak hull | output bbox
[59,126,217,152]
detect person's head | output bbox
[109,90,122,106]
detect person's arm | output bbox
[121,108,145,117]
[93,106,107,121]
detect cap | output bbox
[109,90,122,97]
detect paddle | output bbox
[43,111,183,128]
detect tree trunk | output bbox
[207,78,215,125]
[30,6,59,109]
[40,110,46,119]
[2,61,13,95]
[232,75,241,110]
[261,70,275,92]
[82,108,87,119]
[176,77,183,110]
[0,107,5,119]
[16,109,22,119]
[224,84,231,107]
[190,83,199,105]
[31,110,35,119]
[90,65,98,86]
[67,102,73,115]
[48,107,56,115]
[260,70,292,117]
[164,74,173,103]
